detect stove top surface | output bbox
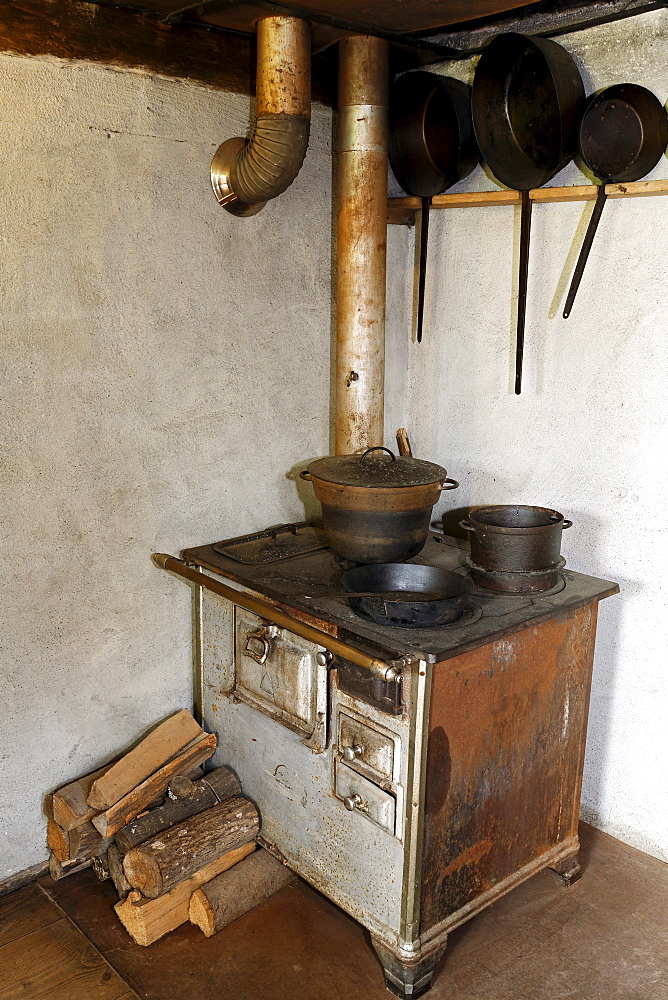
[182,527,618,663]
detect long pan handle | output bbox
[515,189,532,395]
[416,196,430,344]
[563,183,607,319]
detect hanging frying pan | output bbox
[389,71,479,343]
[563,84,668,318]
[472,33,585,393]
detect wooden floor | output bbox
[1,823,666,1000]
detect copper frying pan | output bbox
[472,33,585,393]
[563,84,668,318]
[389,71,479,343]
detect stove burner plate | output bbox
[351,600,483,631]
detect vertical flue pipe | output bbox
[335,36,390,455]
[211,16,311,216]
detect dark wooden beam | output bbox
[0,0,253,94]
[0,0,335,103]
[422,0,668,53]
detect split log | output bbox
[123,796,259,899]
[47,818,107,863]
[114,842,255,946]
[52,763,112,831]
[189,849,296,937]
[115,766,241,852]
[108,844,132,899]
[92,732,217,838]
[92,854,111,881]
[49,852,91,880]
[46,818,69,861]
[87,709,203,810]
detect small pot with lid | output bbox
[460,504,572,593]
[300,447,458,564]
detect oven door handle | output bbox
[244,630,273,665]
[153,553,410,684]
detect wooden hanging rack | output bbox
[387,178,668,225]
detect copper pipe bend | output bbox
[211,16,311,217]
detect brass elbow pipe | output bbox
[211,16,311,217]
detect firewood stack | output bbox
[45,709,295,945]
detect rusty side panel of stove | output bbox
[419,603,598,933]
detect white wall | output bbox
[0,52,333,879]
[385,10,668,861]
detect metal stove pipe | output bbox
[335,36,389,455]
[211,16,311,217]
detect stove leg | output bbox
[548,852,582,887]
[370,937,447,999]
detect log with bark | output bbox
[108,843,132,898]
[92,731,217,838]
[115,766,241,852]
[49,852,91,880]
[92,853,111,881]
[87,709,203,810]
[114,842,255,945]
[122,796,259,898]
[189,849,296,937]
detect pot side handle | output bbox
[299,470,312,480]
[459,518,475,532]
[440,478,459,491]
[562,519,573,529]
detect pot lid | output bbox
[306,447,447,488]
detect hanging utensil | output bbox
[472,33,585,393]
[563,84,668,318]
[389,71,479,344]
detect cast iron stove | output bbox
[166,521,618,997]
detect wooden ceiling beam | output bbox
[422,0,667,52]
[0,0,336,102]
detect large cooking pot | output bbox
[460,504,572,594]
[300,447,458,564]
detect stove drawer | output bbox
[335,761,396,835]
[234,608,328,751]
[338,713,395,781]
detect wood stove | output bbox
[156,525,617,997]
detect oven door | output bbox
[234,608,329,752]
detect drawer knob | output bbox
[343,793,366,812]
[343,743,364,761]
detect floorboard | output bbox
[36,823,668,1000]
[0,917,133,1000]
[0,885,60,949]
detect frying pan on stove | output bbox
[563,84,668,318]
[389,72,479,343]
[472,33,585,393]
[342,562,473,629]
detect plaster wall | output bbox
[385,10,668,860]
[0,51,333,879]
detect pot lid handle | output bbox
[360,447,396,463]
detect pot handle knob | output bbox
[299,470,312,480]
[459,518,475,532]
[360,447,396,463]
[440,478,459,491]
[562,519,573,529]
